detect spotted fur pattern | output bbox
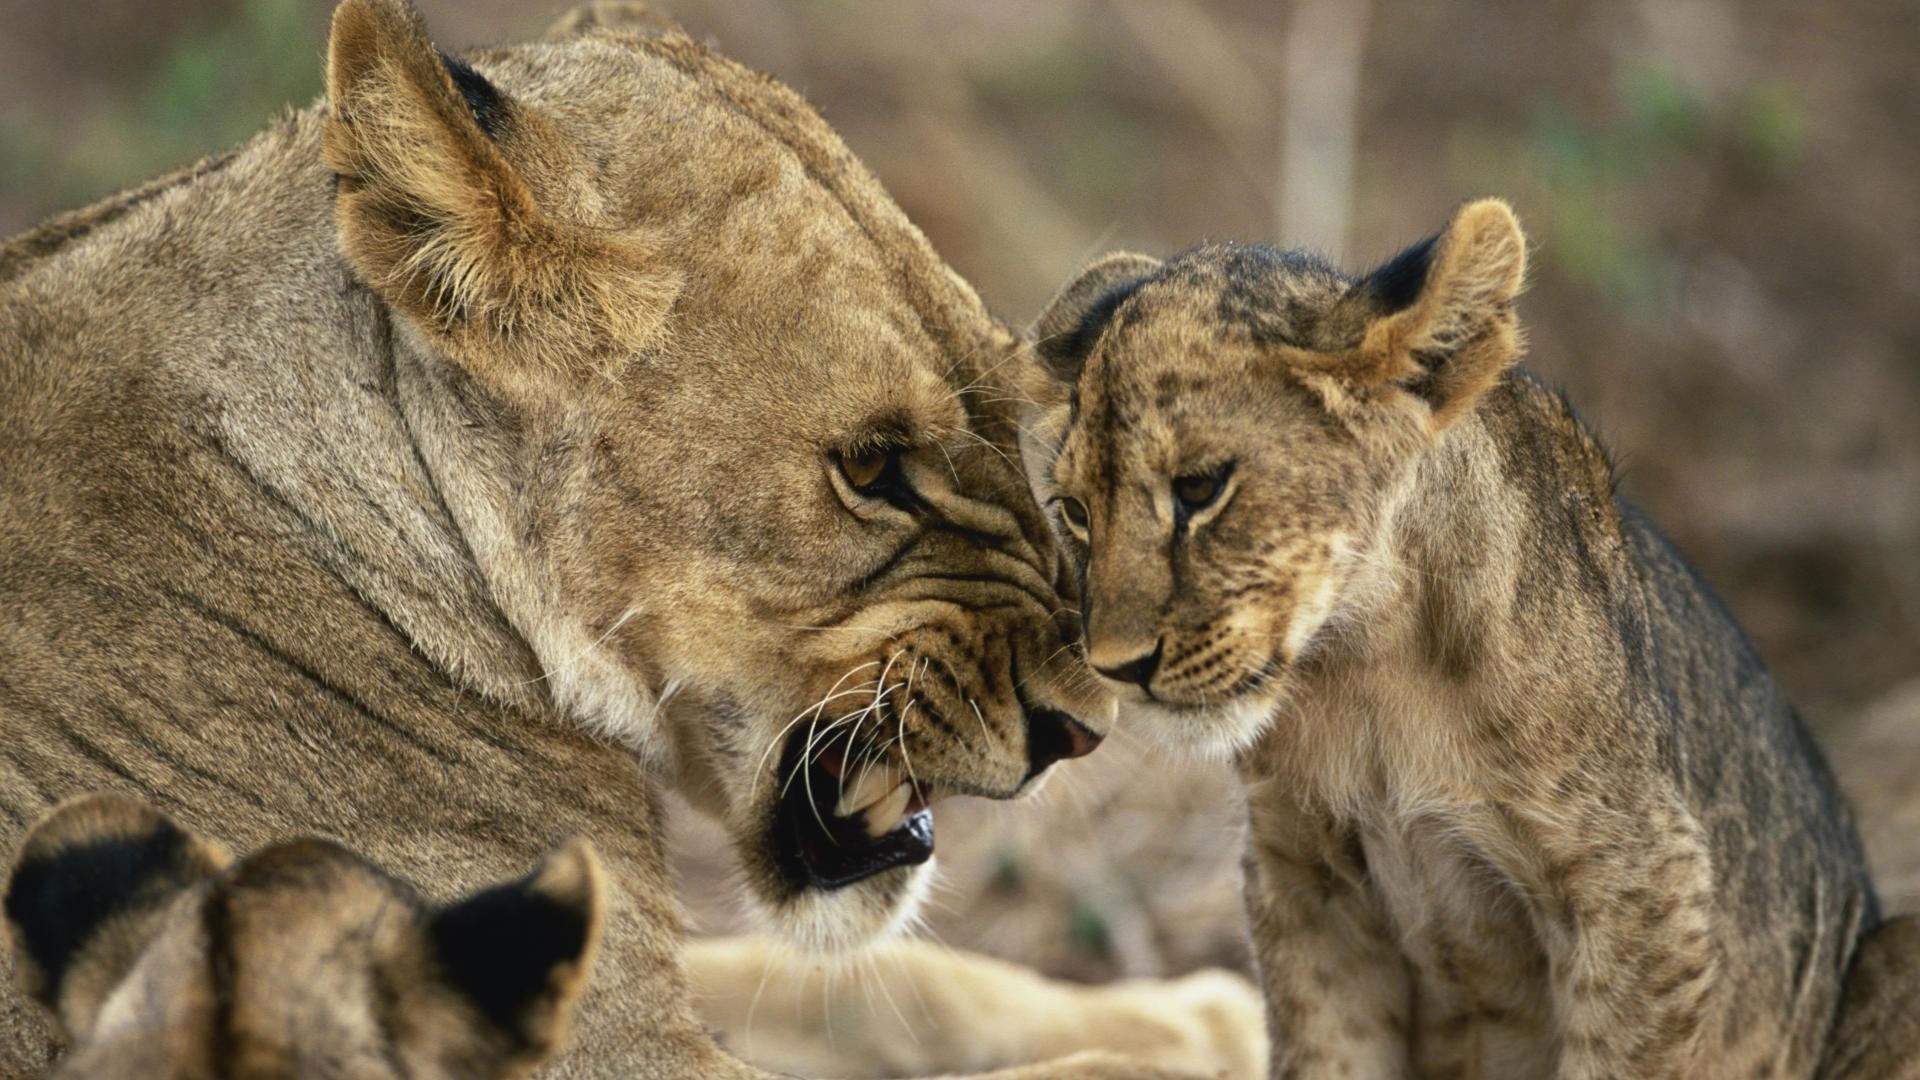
[1024,201,1908,1077]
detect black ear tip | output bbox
[4,797,207,1003]
[1360,231,1440,315]
[438,51,509,139]
[1032,252,1162,382]
[430,842,601,1039]
[1037,275,1152,380]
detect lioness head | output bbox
[1023,200,1528,755]
[322,0,1106,949]
[3,795,601,1079]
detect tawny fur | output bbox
[686,936,1268,1080]
[0,2,1167,1076]
[1024,200,1912,1078]
[4,795,602,1080]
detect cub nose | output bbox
[1025,707,1103,779]
[1092,639,1162,692]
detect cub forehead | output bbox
[1100,246,1351,363]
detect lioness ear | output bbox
[1336,198,1528,430]
[324,0,680,385]
[544,1,685,41]
[1031,251,1163,382]
[4,795,230,1038]
[429,838,604,1058]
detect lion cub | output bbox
[1023,200,1912,1077]
[4,794,600,1079]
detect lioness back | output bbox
[1023,201,1901,1077]
[4,794,601,1079]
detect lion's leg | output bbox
[686,935,1265,1079]
[1241,788,1413,1078]
[1526,795,1719,1080]
[1818,915,1920,1080]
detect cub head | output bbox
[1023,200,1528,756]
[321,0,1106,951]
[4,795,602,1079]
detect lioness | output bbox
[0,1,1169,1075]
[1021,200,1917,1076]
[5,794,601,1079]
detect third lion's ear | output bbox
[4,795,230,1039]
[429,838,604,1059]
[1333,199,1529,431]
[1030,251,1163,383]
[323,0,680,391]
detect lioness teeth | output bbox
[862,781,915,838]
[833,763,904,818]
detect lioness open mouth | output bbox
[770,731,937,891]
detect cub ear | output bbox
[429,838,604,1058]
[1030,251,1163,383]
[324,0,680,386]
[4,795,230,1037]
[1335,198,1528,430]
[544,1,686,41]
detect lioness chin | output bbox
[1022,200,1918,1077]
[0,1,1134,1075]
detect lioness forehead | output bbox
[472,32,1013,387]
[1091,245,1353,379]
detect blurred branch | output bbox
[895,53,1094,312]
[1108,0,1270,150]
[1277,0,1371,256]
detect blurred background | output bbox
[5,0,1915,986]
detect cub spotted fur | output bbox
[0,1,1126,1075]
[1024,200,1913,1076]
[4,795,601,1079]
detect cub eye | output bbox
[1172,466,1230,515]
[837,448,893,492]
[1055,495,1090,533]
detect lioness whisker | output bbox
[753,663,881,790]
[511,605,640,688]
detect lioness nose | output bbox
[1025,707,1103,778]
[1092,639,1162,692]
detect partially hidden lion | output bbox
[1020,199,1919,1077]
[0,0,1219,1075]
[5,794,602,1079]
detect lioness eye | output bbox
[838,448,892,492]
[1173,468,1227,513]
[1056,496,1090,532]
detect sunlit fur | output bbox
[1024,201,1903,1076]
[684,935,1268,1079]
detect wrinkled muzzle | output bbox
[761,597,1106,899]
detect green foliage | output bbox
[1452,60,1807,315]
[971,30,1144,216]
[1737,84,1807,176]
[6,0,324,214]
[971,33,1098,109]
[1066,893,1113,959]
[987,845,1027,895]
[0,119,48,193]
